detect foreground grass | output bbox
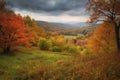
[0,47,71,80]
[0,47,120,80]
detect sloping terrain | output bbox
[36,21,99,35]
[0,47,120,80]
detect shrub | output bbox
[50,35,66,47]
[63,44,80,54]
[50,46,64,52]
[80,48,90,55]
[77,46,90,55]
[68,46,80,54]
[38,38,52,50]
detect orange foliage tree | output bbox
[86,0,120,51]
[0,13,34,53]
[88,23,117,53]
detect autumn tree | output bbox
[86,0,120,51]
[24,16,36,28]
[88,23,117,53]
[0,13,34,53]
[0,0,5,11]
[24,16,46,37]
[0,0,13,13]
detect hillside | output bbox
[0,47,120,80]
[36,21,99,35]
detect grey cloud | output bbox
[64,8,88,16]
[5,0,87,16]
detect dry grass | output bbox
[14,53,120,80]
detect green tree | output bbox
[24,16,36,28]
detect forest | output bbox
[0,0,120,80]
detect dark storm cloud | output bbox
[5,0,87,16]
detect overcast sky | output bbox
[5,0,89,23]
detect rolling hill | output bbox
[36,21,99,35]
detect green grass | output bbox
[0,47,120,80]
[0,47,71,80]
[64,35,76,39]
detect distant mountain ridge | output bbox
[50,22,88,27]
[36,20,100,35]
[36,20,88,27]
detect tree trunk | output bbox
[3,46,10,54]
[115,26,120,51]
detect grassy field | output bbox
[0,47,71,80]
[64,35,76,39]
[0,47,120,80]
[64,34,85,39]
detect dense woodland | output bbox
[0,0,120,80]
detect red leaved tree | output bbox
[0,13,34,53]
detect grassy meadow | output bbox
[0,47,120,80]
[64,35,76,39]
[0,47,71,80]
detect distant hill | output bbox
[36,21,68,32]
[36,20,100,35]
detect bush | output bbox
[38,38,52,50]
[50,35,66,47]
[68,47,80,54]
[50,46,64,52]
[80,48,90,55]
[63,44,80,54]
[77,46,90,55]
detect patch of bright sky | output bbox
[15,10,89,23]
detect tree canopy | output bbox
[88,22,117,53]
[0,13,34,53]
[86,0,120,51]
